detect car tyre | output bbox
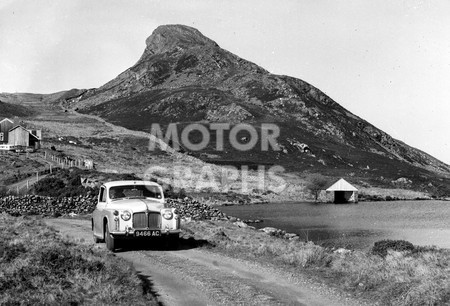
[93,235,102,243]
[166,234,179,250]
[105,222,117,252]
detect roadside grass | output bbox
[331,248,450,305]
[0,214,159,305]
[183,220,450,305]
[183,220,332,268]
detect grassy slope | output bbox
[2,88,449,198]
[0,101,33,118]
[82,92,450,196]
[0,214,158,305]
[184,220,450,306]
[0,152,48,186]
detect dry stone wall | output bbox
[0,195,228,220]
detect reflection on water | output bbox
[220,201,450,250]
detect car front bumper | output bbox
[110,228,181,239]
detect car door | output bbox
[93,186,107,238]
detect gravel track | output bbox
[45,218,368,306]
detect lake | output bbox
[219,200,450,250]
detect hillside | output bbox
[0,100,33,118]
[1,25,449,196]
[56,24,449,194]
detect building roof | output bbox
[326,178,358,191]
[9,125,28,132]
[0,118,14,124]
[9,125,40,140]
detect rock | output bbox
[228,216,237,222]
[234,221,248,228]
[284,233,298,239]
[260,227,283,236]
[333,248,352,255]
[243,219,263,224]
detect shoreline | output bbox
[215,197,444,207]
[219,199,450,250]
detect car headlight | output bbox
[121,210,131,221]
[162,210,173,220]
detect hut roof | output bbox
[326,178,358,191]
[0,118,14,124]
[9,125,40,140]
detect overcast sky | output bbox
[1,0,449,164]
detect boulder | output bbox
[234,221,248,228]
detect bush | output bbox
[305,174,329,202]
[33,176,97,198]
[166,188,187,199]
[0,186,7,197]
[68,174,81,187]
[372,239,415,257]
[34,177,65,197]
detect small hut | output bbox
[326,178,358,203]
[8,126,42,149]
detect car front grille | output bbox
[133,212,161,229]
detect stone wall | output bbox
[0,195,97,216]
[0,195,228,220]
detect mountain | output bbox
[58,24,449,193]
[0,100,33,118]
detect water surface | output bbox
[220,200,450,250]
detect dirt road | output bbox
[45,219,365,306]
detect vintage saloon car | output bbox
[92,180,180,252]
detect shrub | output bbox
[68,174,81,187]
[0,186,8,197]
[166,188,187,199]
[306,174,330,202]
[372,239,415,257]
[32,170,99,198]
[34,177,65,197]
[0,241,27,262]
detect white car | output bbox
[92,180,180,252]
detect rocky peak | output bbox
[69,24,450,184]
[144,24,219,55]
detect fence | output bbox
[1,150,95,196]
[40,151,94,169]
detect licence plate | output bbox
[134,230,161,237]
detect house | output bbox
[326,178,358,203]
[0,118,14,143]
[0,118,42,150]
[8,125,42,149]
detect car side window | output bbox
[99,187,107,202]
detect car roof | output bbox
[103,180,162,188]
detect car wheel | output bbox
[93,235,102,243]
[105,222,116,252]
[166,234,179,250]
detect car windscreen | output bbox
[109,185,162,200]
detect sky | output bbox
[0,0,449,165]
